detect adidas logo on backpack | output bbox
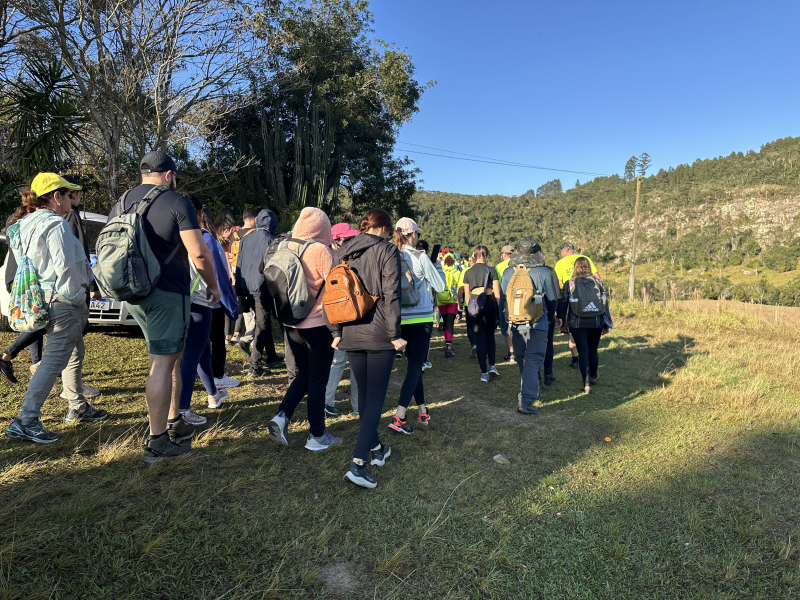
[583,302,598,312]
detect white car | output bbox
[0,210,139,327]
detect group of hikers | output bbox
[1,151,610,489]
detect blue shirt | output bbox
[499,265,554,333]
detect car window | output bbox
[82,219,105,254]
[0,232,8,267]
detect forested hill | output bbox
[411,136,800,272]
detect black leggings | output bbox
[569,327,602,385]
[442,313,456,341]
[471,299,497,373]
[210,308,227,379]
[398,322,433,409]
[279,326,334,437]
[347,349,395,461]
[4,330,44,363]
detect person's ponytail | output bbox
[392,229,410,250]
[7,190,54,226]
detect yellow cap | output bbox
[30,173,81,197]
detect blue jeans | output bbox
[179,304,216,410]
[511,327,548,410]
[325,349,359,412]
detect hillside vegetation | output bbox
[412,137,800,304]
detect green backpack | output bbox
[93,185,177,301]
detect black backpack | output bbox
[467,266,490,318]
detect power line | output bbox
[395,142,609,176]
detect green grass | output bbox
[1,304,799,599]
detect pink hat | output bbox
[395,217,421,235]
[331,222,359,241]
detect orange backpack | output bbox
[322,260,377,324]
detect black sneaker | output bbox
[518,405,539,415]
[5,418,60,443]
[142,434,191,463]
[344,461,377,489]
[444,349,455,358]
[167,418,195,443]
[324,405,340,417]
[388,415,413,435]
[65,403,109,423]
[0,359,17,383]
[570,359,580,369]
[544,374,556,385]
[235,341,252,360]
[370,443,391,466]
[264,356,285,368]
[246,366,269,379]
[503,352,512,362]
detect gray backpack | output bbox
[399,252,421,307]
[261,236,322,325]
[93,185,177,301]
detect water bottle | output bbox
[534,294,542,305]
[601,293,607,305]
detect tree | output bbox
[624,156,637,181]
[637,152,651,178]
[206,0,431,219]
[0,58,87,178]
[13,0,270,203]
[536,178,563,197]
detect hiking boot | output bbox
[207,388,229,409]
[388,415,413,435]
[544,374,556,385]
[60,384,100,400]
[235,341,252,360]
[444,349,455,358]
[167,418,195,443]
[268,411,290,446]
[305,429,342,451]
[264,356,285,368]
[324,404,340,417]
[65,403,108,423]
[518,405,539,415]
[246,366,268,380]
[213,374,240,388]
[0,359,17,383]
[488,365,500,377]
[180,409,207,426]
[142,434,191,463]
[480,373,489,383]
[5,418,59,443]
[422,361,433,371]
[344,461,377,489]
[418,411,430,425]
[470,346,477,359]
[370,443,391,466]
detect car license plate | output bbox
[90,300,109,311]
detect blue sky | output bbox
[371,0,800,196]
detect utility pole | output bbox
[628,175,642,301]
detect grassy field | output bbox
[1,303,799,599]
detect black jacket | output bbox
[324,233,402,351]
[557,277,606,329]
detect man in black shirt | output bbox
[114,151,220,463]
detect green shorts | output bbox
[127,287,191,355]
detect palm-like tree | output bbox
[1,59,88,178]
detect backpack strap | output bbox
[119,185,178,265]
[482,265,490,290]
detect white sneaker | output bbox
[207,388,229,409]
[213,374,240,388]
[181,409,207,425]
[60,384,100,400]
[422,361,432,371]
